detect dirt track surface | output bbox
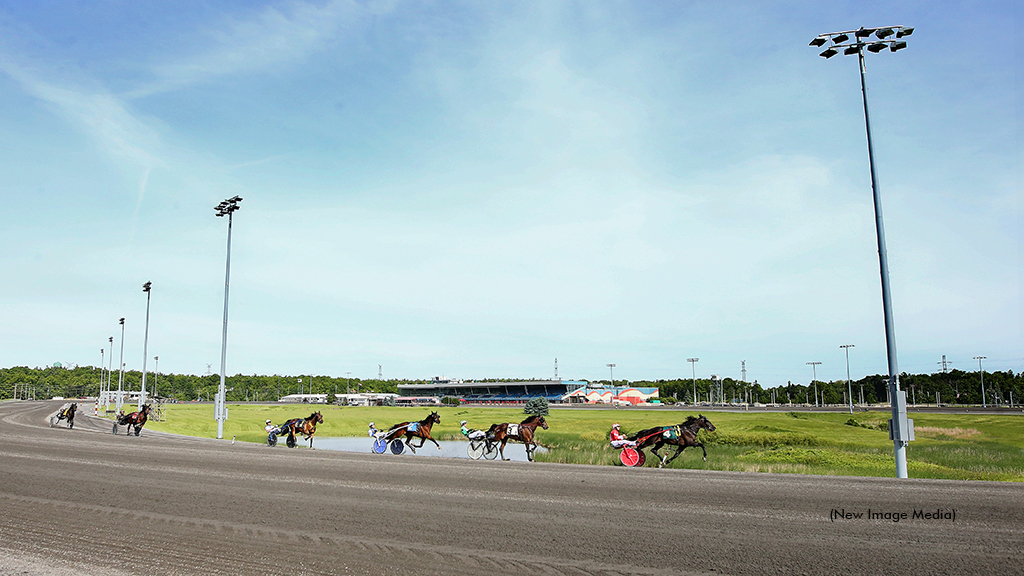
[2,401,1021,576]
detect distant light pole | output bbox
[841,345,855,413]
[346,372,352,395]
[214,195,242,439]
[974,356,987,408]
[687,358,699,404]
[606,364,615,388]
[116,318,126,413]
[806,362,821,407]
[154,356,159,398]
[810,24,914,478]
[139,281,153,409]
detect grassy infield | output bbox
[142,404,1024,481]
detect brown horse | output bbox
[629,414,716,467]
[384,411,441,453]
[278,411,324,449]
[113,404,151,436]
[51,403,77,429]
[487,414,548,461]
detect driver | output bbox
[609,423,636,448]
[368,422,378,437]
[265,419,276,434]
[461,420,486,440]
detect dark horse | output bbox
[384,411,441,453]
[276,411,324,449]
[51,403,77,429]
[113,405,151,436]
[629,414,716,468]
[487,415,548,461]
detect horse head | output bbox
[141,405,151,415]
[697,414,716,432]
[308,412,323,424]
[538,416,549,430]
[428,411,441,425]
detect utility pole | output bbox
[974,356,987,408]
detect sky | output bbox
[0,0,1020,387]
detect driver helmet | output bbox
[460,420,467,425]
[266,419,272,424]
[612,423,620,429]
[368,422,375,427]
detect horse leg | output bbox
[427,436,441,450]
[406,434,417,453]
[698,441,708,462]
[500,439,510,461]
[664,444,686,466]
[651,441,668,468]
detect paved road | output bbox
[1,401,1020,576]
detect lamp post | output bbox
[214,195,242,439]
[346,372,352,395]
[106,336,113,410]
[841,345,855,413]
[810,24,914,478]
[806,362,821,407]
[687,358,699,404]
[116,318,126,413]
[606,364,615,388]
[99,348,105,399]
[154,356,159,398]
[139,281,153,409]
[973,356,986,408]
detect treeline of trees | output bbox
[628,369,1023,406]
[3,364,1021,406]
[0,365,426,402]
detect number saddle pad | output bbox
[506,423,520,436]
[407,422,420,432]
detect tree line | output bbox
[2,364,1021,406]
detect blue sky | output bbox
[0,1,1019,386]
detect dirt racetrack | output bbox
[1,400,1021,576]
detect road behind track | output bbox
[1,401,1021,575]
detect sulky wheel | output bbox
[372,437,387,454]
[112,422,119,435]
[49,416,57,428]
[267,433,278,447]
[286,434,297,448]
[389,439,404,455]
[133,425,142,437]
[483,443,498,460]
[468,441,484,460]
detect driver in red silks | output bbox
[609,423,636,448]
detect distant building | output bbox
[564,384,660,405]
[397,378,587,405]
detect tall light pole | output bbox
[99,348,105,400]
[139,281,153,409]
[811,24,914,478]
[606,364,615,388]
[214,195,242,439]
[974,356,986,408]
[106,336,113,410]
[116,318,125,413]
[806,362,821,407]
[154,356,159,398]
[687,358,699,404]
[346,372,352,395]
[841,345,855,413]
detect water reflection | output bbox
[313,436,542,462]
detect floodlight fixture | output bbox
[820,48,838,59]
[809,24,915,478]
[809,36,827,47]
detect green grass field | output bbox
[139,404,1024,481]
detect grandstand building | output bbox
[397,378,587,405]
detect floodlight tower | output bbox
[687,358,699,403]
[841,345,855,413]
[606,364,615,388]
[974,356,987,408]
[139,281,152,409]
[214,195,242,439]
[116,318,125,413]
[806,362,821,407]
[810,24,915,478]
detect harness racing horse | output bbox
[629,414,716,468]
[113,405,151,436]
[277,411,324,449]
[384,411,441,454]
[487,415,548,461]
[50,403,77,429]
